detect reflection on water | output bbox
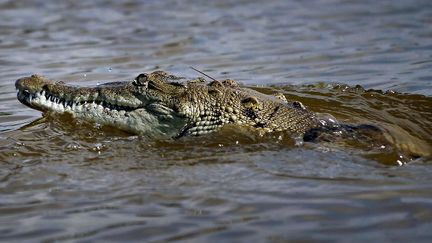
[1,0,432,242]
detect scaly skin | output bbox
[15,71,323,138]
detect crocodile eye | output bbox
[292,101,306,110]
[133,73,148,86]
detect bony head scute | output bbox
[150,70,169,80]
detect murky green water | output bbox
[1,0,432,242]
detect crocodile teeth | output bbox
[18,87,139,115]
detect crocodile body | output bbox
[15,71,331,138]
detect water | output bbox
[1,0,432,242]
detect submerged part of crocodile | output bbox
[16,71,334,139]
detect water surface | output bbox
[1,0,432,242]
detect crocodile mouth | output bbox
[16,87,138,113]
[15,74,144,114]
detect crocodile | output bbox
[15,71,377,141]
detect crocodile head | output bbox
[16,71,321,138]
[15,71,190,137]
